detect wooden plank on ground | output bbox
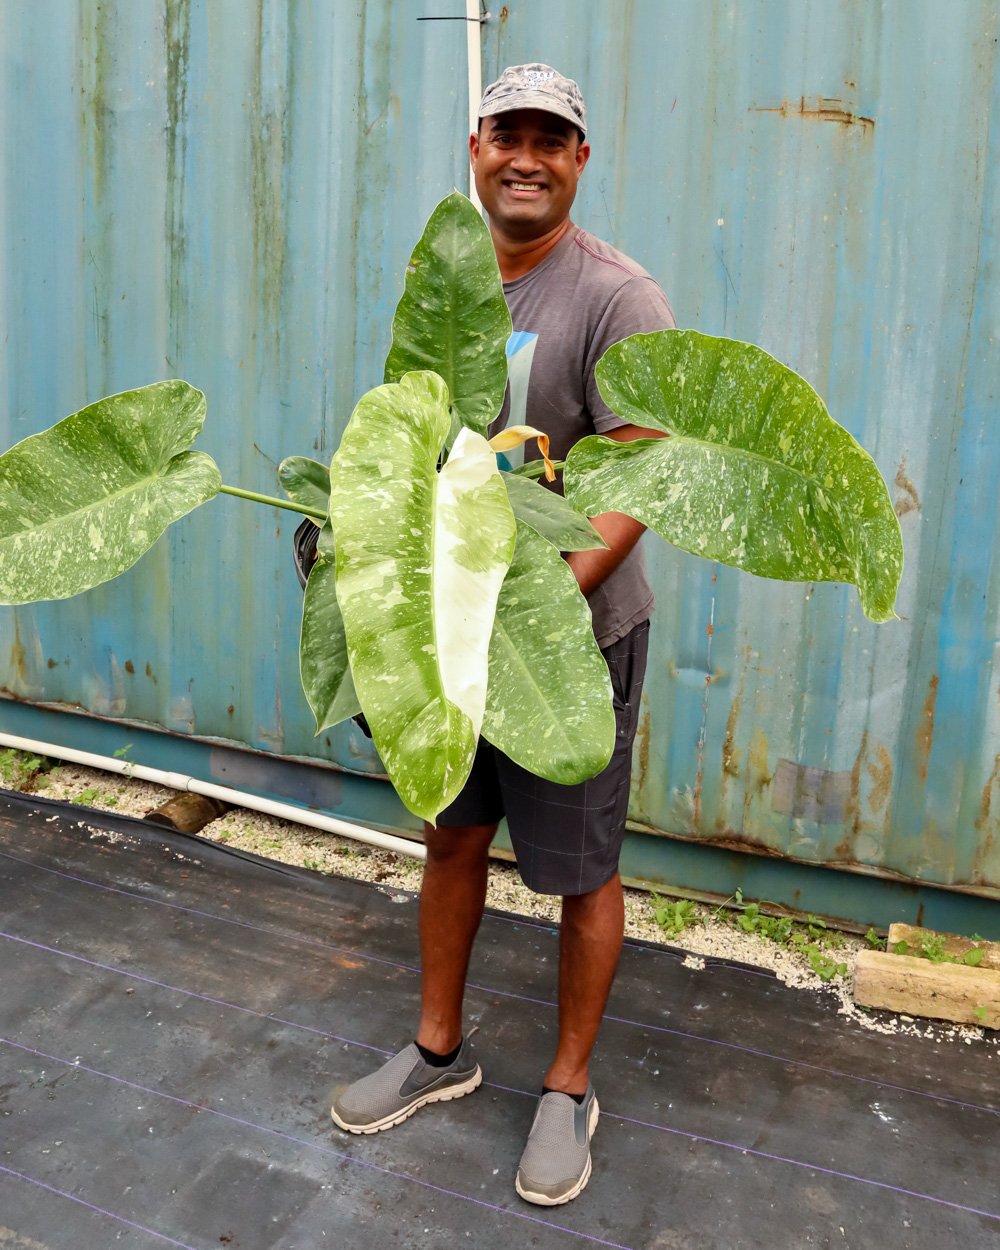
[854,948,1000,1029]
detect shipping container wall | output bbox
[1,1,998,898]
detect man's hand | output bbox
[565,424,665,598]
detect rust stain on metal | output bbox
[976,754,1000,832]
[634,701,651,791]
[721,688,742,778]
[866,744,894,814]
[9,623,27,685]
[752,96,875,134]
[145,662,158,686]
[124,660,135,675]
[915,674,940,781]
[844,730,868,836]
[701,831,785,858]
[893,460,921,518]
[741,726,770,829]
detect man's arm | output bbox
[565,423,665,597]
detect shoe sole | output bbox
[331,1065,482,1135]
[515,1096,600,1206]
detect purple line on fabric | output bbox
[0,1037,635,1250]
[0,928,395,1055]
[0,842,772,975]
[608,1109,1000,1223]
[0,845,425,977]
[1,895,997,1122]
[12,920,994,1166]
[5,1036,999,1228]
[0,1163,201,1250]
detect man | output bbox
[331,64,675,1207]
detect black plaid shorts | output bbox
[437,619,650,897]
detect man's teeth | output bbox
[510,182,542,191]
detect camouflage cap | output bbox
[478,63,587,138]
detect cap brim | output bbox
[478,90,586,137]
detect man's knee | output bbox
[423,822,497,867]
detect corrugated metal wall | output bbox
[2,1,998,900]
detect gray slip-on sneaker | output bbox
[331,1038,481,1135]
[515,1085,600,1206]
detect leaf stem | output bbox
[219,483,327,521]
[510,459,566,480]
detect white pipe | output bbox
[0,731,427,861]
[466,0,483,212]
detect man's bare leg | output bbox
[414,822,497,1055]
[542,872,625,1095]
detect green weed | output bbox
[729,896,849,981]
[650,894,702,939]
[0,748,52,790]
[893,934,987,968]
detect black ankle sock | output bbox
[542,1084,586,1105]
[416,1038,463,1067]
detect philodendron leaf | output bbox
[564,330,903,623]
[384,191,511,440]
[299,519,360,732]
[483,521,616,784]
[329,371,516,822]
[279,455,331,514]
[502,472,607,552]
[0,380,219,604]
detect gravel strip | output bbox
[7,755,995,1051]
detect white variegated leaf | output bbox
[329,371,516,822]
[565,330,903,623]
[0,381,219,604]
[483,521,615,783]
[384,192,511,441]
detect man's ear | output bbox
[469,131,480,169]
[576,142,591,175]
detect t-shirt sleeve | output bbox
[586,277,677,433]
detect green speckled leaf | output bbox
[329,371,516,823]
[384,192,511,440]
[483,522,615,784]
[0,380,219,605]
[502,472,607,552]
[300,519,360,732]
[565,330,903,623]
[279,456,331,514]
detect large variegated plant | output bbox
[0,192,903,822]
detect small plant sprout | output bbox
[650,894,702,939]
[0,193,903,823]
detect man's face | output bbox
[469,110,590,242]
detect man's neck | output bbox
[490,218,575,282]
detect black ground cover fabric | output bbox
[0,790,997,1249]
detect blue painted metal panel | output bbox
[1,1,998,913]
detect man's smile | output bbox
[504,180,546,196]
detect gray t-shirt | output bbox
[499,224,676,648]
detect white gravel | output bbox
[10,757,996,1051]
